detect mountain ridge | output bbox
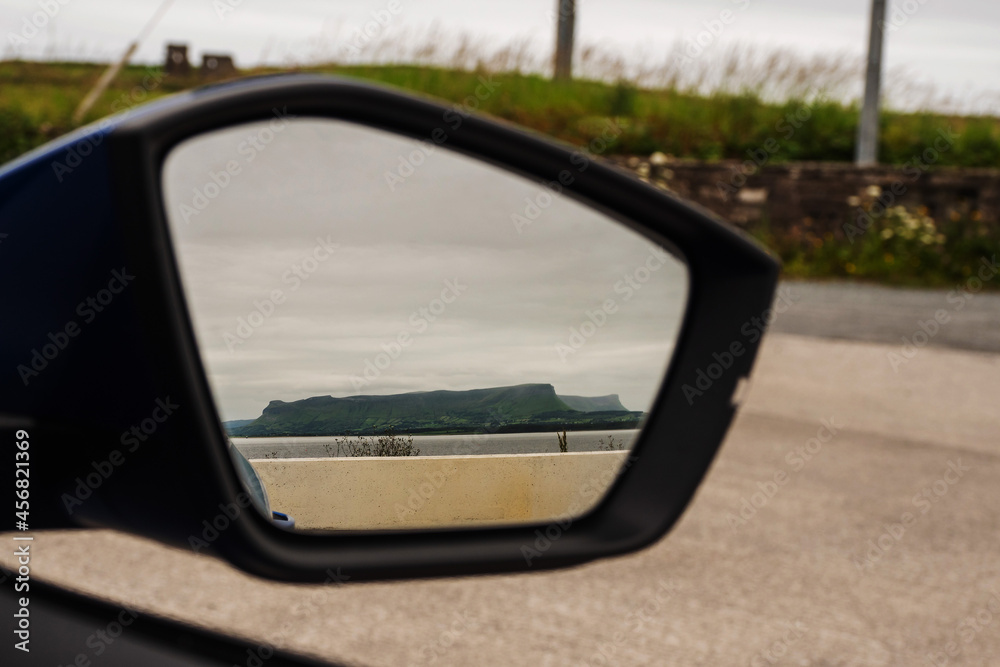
[558,394,628,412]
[231,383,641,436]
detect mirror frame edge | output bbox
[104,74,780,582]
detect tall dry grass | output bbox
[2,25,999,166]
[283,24,998,115]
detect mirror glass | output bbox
[162,117,688,531]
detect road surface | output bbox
[770,279,1000,353]
[4,280,1000,666]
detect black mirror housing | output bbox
[0,75,778,582]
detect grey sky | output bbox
[162,119,687,420]
[3,1,999,112]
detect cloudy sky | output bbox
[3,0,999,111]
[162,119,687,420]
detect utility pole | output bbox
[855,0,887,166]
[553,0,575,81]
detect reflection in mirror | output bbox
[162,117,688,531]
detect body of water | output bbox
[232,429,638,459]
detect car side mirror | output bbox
[0,75,778,582]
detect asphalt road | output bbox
[4,281,1000,666]
[770,279,1000,353]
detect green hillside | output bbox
[234,384,641,436]
[558,394,628,412]
[222,419,255,434]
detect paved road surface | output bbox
[771,279,1000,353]
[4,281,1000,666]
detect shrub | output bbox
[955,121,1000,168]
[757,203,1000,287]
[599,435,625,451]
[333,426,420,457]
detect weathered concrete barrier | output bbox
[250,451,630,530]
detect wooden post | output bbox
[71,0,176,125]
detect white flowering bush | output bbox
[756,202,997,286]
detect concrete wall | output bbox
[611,156,1000,239]
[250,451,630,531]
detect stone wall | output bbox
[609,156,1000,239]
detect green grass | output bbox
[2,59,997,289]
[2,60,999,168]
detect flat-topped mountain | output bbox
[557,394,627,412]
[230,383,641,437]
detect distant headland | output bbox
[225,383,643,437]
